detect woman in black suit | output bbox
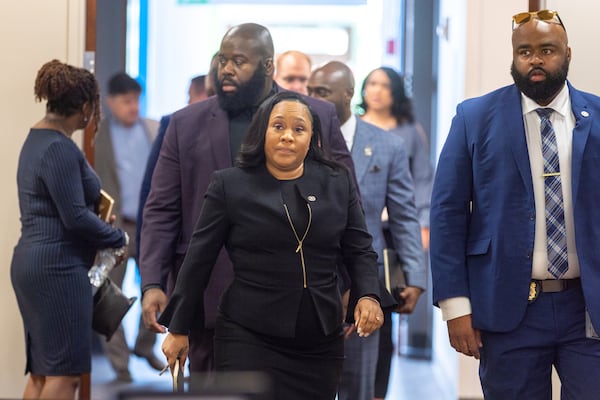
[10,60,127,399]
[160,91,384,399]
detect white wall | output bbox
[144,0,389,120]
[0,0,84,396]
[432,1,467,398]
[546,1,600,91]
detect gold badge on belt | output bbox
[528,281,539,303]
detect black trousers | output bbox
[214,309,344,400]
[374,308,394,397]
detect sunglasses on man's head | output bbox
[512,10,566,31]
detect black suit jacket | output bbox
[159,161,379,338]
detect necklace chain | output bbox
[283,202,312,288]
[283,203,312,252]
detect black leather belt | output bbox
[528,278,581,302]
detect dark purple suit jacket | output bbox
[139,89,354,328]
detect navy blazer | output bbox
[430,82,600,332]
[158,161,379,337]
[140,87,354,328]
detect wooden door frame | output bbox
[80,4,94,398]
[83,0,97,168]
[529,0,544,11]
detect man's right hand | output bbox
[447,314,482,359]
[142,287,168,333]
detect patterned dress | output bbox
[11,128,124,375]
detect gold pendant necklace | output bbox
[283,202,312,288]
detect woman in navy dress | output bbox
[10,60,127,399]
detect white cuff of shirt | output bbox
[439,296,472,321]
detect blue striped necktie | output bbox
[536,108,568,278]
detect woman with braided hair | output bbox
[10,60,127,399]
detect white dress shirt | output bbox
[522,84,579,280]
[340,114,357,150]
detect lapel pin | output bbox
[307,195,316,202]
[581,111,590,117]
[364,146,372,157]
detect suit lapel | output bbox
[206,102,232,170]
[294,161,326,202]
[352,119,375,184]
[501,87,535,194]
[569,84,592,206]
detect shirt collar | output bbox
[521,82,570,117]
[340,114,357,150]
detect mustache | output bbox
[220,78,238,87]
[528,67,546,77]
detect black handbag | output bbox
[92,277,136,340]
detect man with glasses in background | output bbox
[431,10,600,399]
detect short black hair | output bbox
[107,72,141,96]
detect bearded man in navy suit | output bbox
[431,10,600,399]
[138,22,355,377]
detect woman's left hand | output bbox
[354,297,384,337]
[161,332,189,372]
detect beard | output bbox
[214,63,267,115]
[510,59,569,104]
